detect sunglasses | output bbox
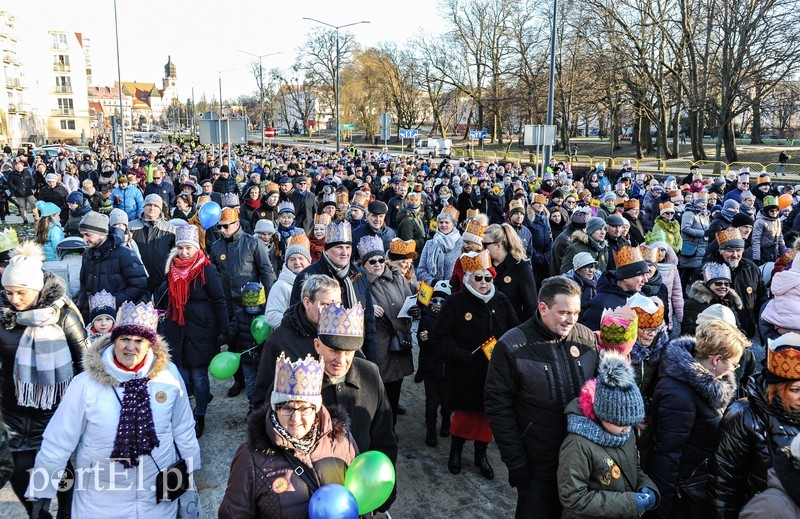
[431,297,445,305]
[473,275,494,283]
[712,281,730,287]
[217,222,236,230]
[367,257,386,265]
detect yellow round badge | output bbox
[220,254,227,261]
[272,477,289,493]
[611,466,621,479]
[465,312,473,321]
[155,391,167,404]
[747,286,753,294]
[570,345,580,358]
[504,276,511,283]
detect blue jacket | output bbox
[579,270,639,330]
[143,181,175,208]
[43,222,65,261]
[525,210,553,268]
[111,185,144,221]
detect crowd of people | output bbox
[0,140,798,518]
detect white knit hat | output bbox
[1,241,45,291]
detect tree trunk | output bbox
[750,95,763,144]
[723,120,738,162]
[688,110,706,160]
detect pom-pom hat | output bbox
[270,353,324,411]
[2,241,45,291]
[593,352,645,426]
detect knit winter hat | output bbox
[79,211,109,236]
[66,191,84,206]
[1,241,45,291]
[586,217,607,237]
[108,208,129,228]
[731,213,754,227]
[598,306,638,356]
[593,351,645,426]
[571,209,590,228]
[573,251,597,271]
[696,304,738,328]
[143,193,163,208]
[723,199,740,212]
[285,234,312,265]
[254,219,276,235]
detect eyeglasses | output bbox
[277,405,316,417]
[431,297,445,305]
[564,200,576,205]
[473,275,494,283]
[726,359,741,371]
[217,222,236,230]
[153,177,162,180]
[482,241,497,247]
[367,257,386,265]
[712,281,731,287]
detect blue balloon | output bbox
[198,201,221,230]
[308,484,359,519]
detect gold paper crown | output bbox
[639,245,659,263]
[287,233,310,250]
[389,238,416,256]
[264,182,279,194]
[624,199,640,209]
[220,206,239,223]
[351,191,370,209]
[460,250,492,273]
[509,199,525,213]
[406,193,422,206]
[336,191,350,205]
[464,219,488,239]
[314,213,332,225]
[659,201,674,212]
[717,227,743,247]
[441,205,459,220]
[614,197,627,206]
[613,245,645,268]
[466,208,480,218]
[767,333,800,381]
[626,293,664,328]
[0,228,19,253]
[532,193,548,204]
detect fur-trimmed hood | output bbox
[687,280,743,309]
[1,271,74,330]
[570,229,589,244]
[81,333,172,387]
[246,402,350,454]
[659,337,738,413]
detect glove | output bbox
[31,498,51,518]
[216,335,227,348]
[634,492,651,516]
[407,305,421,319]
[639,487,657,510]
[508,467,532,490]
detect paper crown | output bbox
[626,293,664,329]
[175,224,200,246]
[702,262,732,284]
[287,233,310,250]
[463,219,488,245]
[531,193,547,205]
[716,227,744,249]
[767,333,800,381]
[271,353,324,409]
[466,208,480,218]
[440,205,460,220]
[314,213,332,226]
[645,229,668,246]
[508,199,525,215]
[278,201,295,214]
[0,228,19,253]
[220,193,240,208]
[116,301,159,332]
[326,221,352,245]
[336,190,350,205]
[321,192,337,206]
[639,245,659,264]
[318,303,365,351]
[613,197,626,207]
[614,245,645,268]
[241,282,266,306]
[351,191,370,210]
[389,238,416,258]
[460,250,492,273]
[357,235,384,259]
[220,206,239,223]
[659,201,675,213]
[88,290,116,323]
[763,195,778,209]
[263,182,279,195]
[406,193,422,207]
[598,306,639,356]
[624,199,640,210]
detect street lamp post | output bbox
[113,0,125,155]
[544,0,557,168]
[238,50,282,149]
[302,17,370,154]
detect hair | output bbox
[484,223,527,262]
[767,380,800,413]
[694,319,748,360]
[538,275,581,307]
[176,193,193,207]
[34,215,53,246]
[300,274,341,302]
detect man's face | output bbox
[280,182,293,194]
[143,204,161,221]
[218,219,240,239]
[152,173,163,185]
[739,225,753,240]
[302,289,342,325]
[618,273,647,292]
[607,225,624,239]
[720,248,743,269]
[590,228,607,242]
[81,231,107,248]
[510,212,524,225]
[366,212,385,230]
[296,180,309,193]
[202,183,213,194]
[314,339,355,379]
[538,294,581,337]
[325,244,352,269]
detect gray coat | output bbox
[739,468,800,519]
[679,208,709,269]
[367,265,414,383]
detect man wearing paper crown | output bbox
[580,245,652,330]
[352,200,397,261]
[705,226,767,339]
[0,227,19,266]
[128,193,177,295]
[219,352,358,518]
[707,331,800,516]
[25,301,201,517]
[290,221,379,364]
[396,191,427,265]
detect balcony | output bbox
[8,104,16,113]
[17,103,30,114]
[53,64,71,73]
[52,108,74,116]
[51,42,68,51]
[6,78,20,89]
[54,85,72,94]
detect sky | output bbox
[8,0,448,104]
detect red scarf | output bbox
[245,198,261,209]
[309,236,326,263]
[167,251,210,325]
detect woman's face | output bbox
[576,264,596,280]
[657,248,666,262]
[279,213,295,227]
[4,287,39,311]
[313,224,327,239]
[468,269,494,295]
[286,253,310,274]
[267,193,280,206]
[785,382,800,410]
[637,326,659,347]
[710,353,742,379]
[276,402,316,439]
[364,254,386,276]
[176,243,199,261]
[708,279,730,298]
[437,217,453,235]
[113,335,151,369]
[550,211,562,224]
[248,188,260,200]
[397,258,413,274]
[464,241,481,253]
[176,198,189,211]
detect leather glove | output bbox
[639,487,657,510]
[31,498,51,518]
[634,492,650,516]
[407,305,421,319]
[508,467,532,490]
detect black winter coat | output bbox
[210,228,274,313]
[143,181,175,208]
[8,168,35,197]
[525,209,552,269]
[77,227,148,319]
[705,251,767,339]
[485,312,598,480]
[158,258,229,369]
[417,305,445,378]
[432,288,519,412]
[647,338,738,518]
[708,376,800,518]
[129,218,176,293]
[493,255,538,322]
[227,307,265,366]
[291,190,316,234]
[579,270,639,330]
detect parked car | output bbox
[131,134,145,144]
[150,134,162,143]
[415,138,452,158]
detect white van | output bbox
[415,138,452,158]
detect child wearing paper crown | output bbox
[86,290,116,343]
[417,280,452,448]
[223,281,267,416]
[557,352,660,518]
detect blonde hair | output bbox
[694,319,749,360]
[484,223,528,262]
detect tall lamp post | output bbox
[302,17,370,154]
[218,68,237,165]
[113,0,125,155]
[238,50,282,148]
[544,0,557,168]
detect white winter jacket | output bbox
[26,335,200,518]
[265,267,296,329]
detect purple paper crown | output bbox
[220,193,240,208]
[702,262,731,284]
[271,353,324,409]
[357,235,384,259]
[89,290,116,313]
[326,221,352,245]
[116,301,159,332]
[318,303,364,338]
[278,201,295,214]
[175,224,199,245]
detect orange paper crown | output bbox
[441,205,459,220]
[627,293,664,329]
[220,206,239,223]
[767,333,800,381]
[351,191,370,209]
[659,201,674,212]
[509,199,525,214]
[314,213,332,225]
[624,199,640,210]
[336,191,350,205]
[615,197,627,206]
[639,245,659,264]
[287,233,310,250]
[717,227,744,247]
[389,238,416,256]
[460,250,492,273]
[466,208,480,218]
[464,219,488,239]
[532,193,548,204]
[614,245,645,268]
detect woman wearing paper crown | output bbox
[0,241,87,516]
[25,301,200,518]
[417,206,463,286]
[751,194,785,264]
[708,333,800,517]
[219,354,358,519]
[681,262,743,336]
[158,224,229,438]
[431,249,519,480]
[647,319,747,518]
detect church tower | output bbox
[162,55,179,103]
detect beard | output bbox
[727,259,740,270]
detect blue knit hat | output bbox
[593,352,645,426]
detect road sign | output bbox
[380,113,392,128]
[340,124,355,131]
[264,127,276,138]
[470,130,488,139]
[399,129,418,139]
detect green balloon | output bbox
[209,352,240,380]
[344,451,395,515]
[251,315,273,344]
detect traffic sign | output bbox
[340,124,355,131]
[399,129,418,139]
[380,113,392,128]
[470,130,488,139]
[264,127,276,138]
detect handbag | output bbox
[177,478,203,519]
[676,458,709,507]
[379,314,413,354]
[680,242,698,257]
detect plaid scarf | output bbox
[14,300,73,410]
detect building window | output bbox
[55,76,72,93]
[51,33,68,50]
[60,120,76,130]
[53,54,70,72]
